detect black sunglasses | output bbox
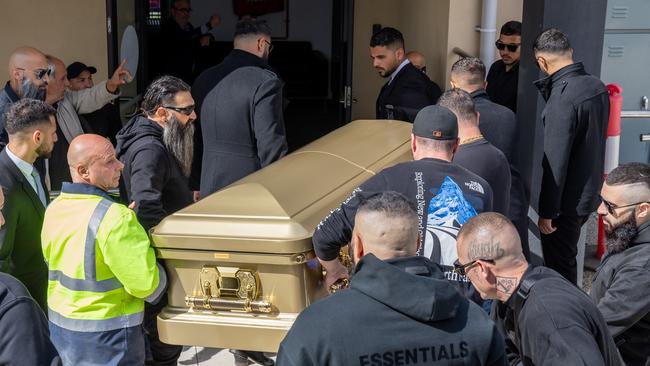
[599,195,649,216]
[264,40,274,53]
[495,41,520,53]
[453,258,495,276]
[163,105,195,116]
[17,67,51,80]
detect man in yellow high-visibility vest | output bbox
[41,134,166,365]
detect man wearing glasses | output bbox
[0,47,51,151]
[456,212,623,365]
[591,163,650,365]
[116,75,196,366]
[161,0,221,84]
[279,192,507,366]
[191,18,287,204]
[486,21,521,112]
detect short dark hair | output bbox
[234,17,271,39]
[450,57,486,85]
[500,21,521,36]
[414,136,457,153]
[533,28,571,55]
[4,98,56,135]
[606,163,650,190]
[141,75,191,115]
[369,27,404,50]
[437,89,477,123]
[357,191,418,223]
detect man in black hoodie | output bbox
[277,191,507,366]
[115,75,195,365]
[533,28,609,285]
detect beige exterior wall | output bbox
[351,0,402,120]
[0,0,108,79]
[351,0,523,120]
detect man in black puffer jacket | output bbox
[115,75,195,366]
[278,191,506,366]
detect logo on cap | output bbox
[433,131,442,138]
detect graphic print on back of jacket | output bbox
[312,158,493,291]
[423,175,479,265]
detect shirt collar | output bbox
[61,182,115,201]
[389,59,411,84]
[4,81,20,103]
[4,146,35,177]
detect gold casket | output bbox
[151,120,412,352]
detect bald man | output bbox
[44,55,129,191]
[1,47,51,150]
[456,213,622,366]
[42,134,165,365]
[406,51,426,73]
[278,191,507,366]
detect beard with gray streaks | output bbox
[20,77,46,100]
[163,113,195,177]
[604,212,638,255]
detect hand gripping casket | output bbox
[151,120,413,352]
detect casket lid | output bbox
[150,120,412,253]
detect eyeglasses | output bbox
[599,195,649,216]
[16,67,51,80]
[264,40,274,53]
[495,41,520,53]
[163,105,195,116]
[172,6,192,14]
[453,258,495,276]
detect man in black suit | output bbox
[371,27,441,122]
[0,98,57,312]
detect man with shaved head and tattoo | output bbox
[591,163,650,365]
[456,213,622,365]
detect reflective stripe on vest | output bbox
[48,199,123,293]
[48,308,144,332]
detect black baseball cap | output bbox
[66,62,97,80]
[412,105,458,140]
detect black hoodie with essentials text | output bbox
[277,255,507,366]
[115,115,193,231]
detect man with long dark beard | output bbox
[591,162,650,366]
[1,47,51,150]
[115,75,195,366]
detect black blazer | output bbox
[376,62,442,122]
[0,149,49,311]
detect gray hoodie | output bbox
[277,254,507,366]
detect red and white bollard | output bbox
[597,84,623,259]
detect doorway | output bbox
[106,0,355,152]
